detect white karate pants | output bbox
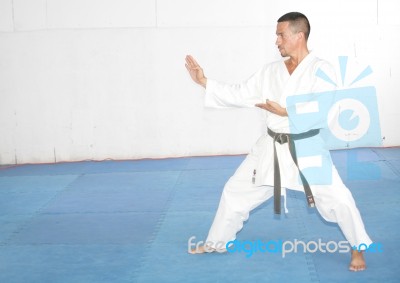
[205,147,373,251]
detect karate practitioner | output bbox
[185,12,371,271]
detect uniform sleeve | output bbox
[204,68,265,109]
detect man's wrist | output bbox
[199,78,207,88]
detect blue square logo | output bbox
[285,56,382,183]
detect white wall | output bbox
[0,0,399,164]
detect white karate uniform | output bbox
[203,53,372,250]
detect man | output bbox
[185,12,371,272]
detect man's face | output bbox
[275,21,298,57]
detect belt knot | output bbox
[275,133,289,145]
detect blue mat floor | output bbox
[0,148,399,283]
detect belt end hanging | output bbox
[274,198,281,215]
[307,195,315,208]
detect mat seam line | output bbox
[130,169,184,282]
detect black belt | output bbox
[267,128,320,214]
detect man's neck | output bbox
[289,48,310,65]
[285,48,309,74]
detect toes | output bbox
[188,247,204,254]
[349,264,366,272]
[349,265,357,272]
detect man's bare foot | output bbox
[349,250,366,271]
[188,245,215,254]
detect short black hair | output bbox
[277,12,310,40]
